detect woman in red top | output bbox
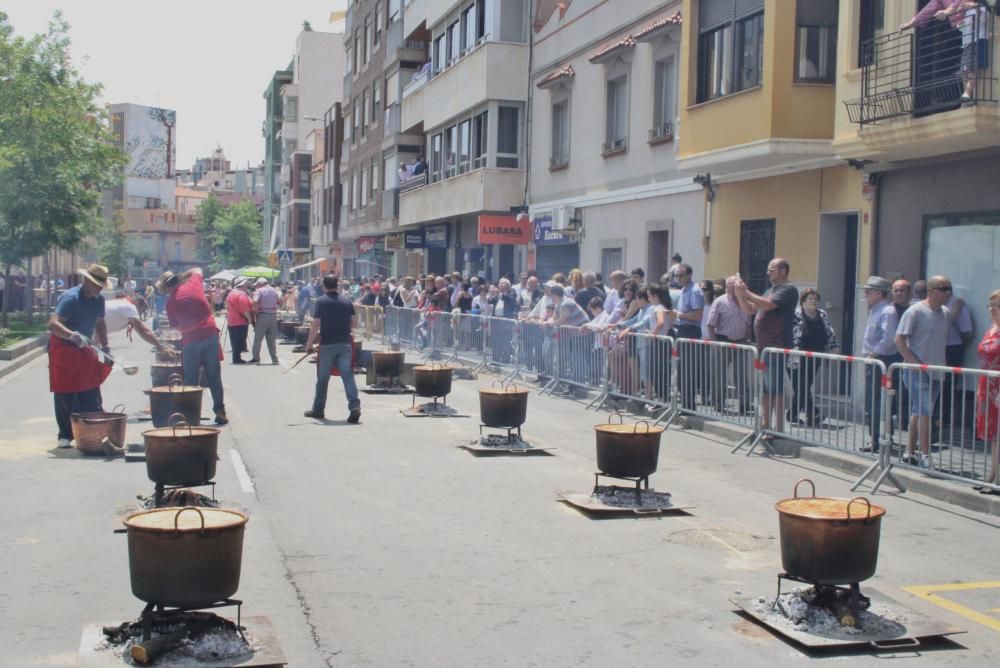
[975,289,1000,492]
[157,269,228,425]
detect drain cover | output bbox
[668,528,774,552]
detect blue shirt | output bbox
[55,286,105,338]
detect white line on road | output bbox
[230,449,255,494]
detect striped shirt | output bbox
[707,294,752,341]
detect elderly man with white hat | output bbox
[47,264,113,448]
[251,276,281,365]
[225,279,255,364]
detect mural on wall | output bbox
[125,106,176,179]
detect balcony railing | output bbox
[845,13,996,125]
[399,171,428,193]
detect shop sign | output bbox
[425,224,448,248]
[533,215,571,246]
[357,237,377,253]
[404,230,425,249]
[384,235,404,251]
[478,215,531,245]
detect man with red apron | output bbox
[48,264,113,448]
[157,269,228,424]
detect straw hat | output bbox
[155,270,179,294]
[78,263,111,289]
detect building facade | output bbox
[262,66,294,253]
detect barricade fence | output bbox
[351,306,998,493]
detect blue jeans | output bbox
[183,335,225,413]
[313,343,360,414]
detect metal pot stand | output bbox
[458,424,555,456]
[557,477,694,517]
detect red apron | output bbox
[48,335,112,394]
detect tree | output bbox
[195,194,224,263]
[211,201,264,270]
[96,211,129,279]
[0,12,127,326]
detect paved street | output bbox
[3,329,1000,667]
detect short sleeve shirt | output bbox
[897,301,950,367]
[55,286,105,338]
[313,292,356,345]
[754,283,798,350]
[558,298,590,327]
[103,298,140,333]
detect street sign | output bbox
[277,249,294,264]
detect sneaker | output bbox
[232,358,247,365]
[644,403,660,414]
[347,408,361,424]
[214,411,229,425]
[250,358,261,364]
[917,453,933,469]
[304,410,325,419]
[57,438,72,449]
[901,453,918,466]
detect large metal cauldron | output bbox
[143,415,219,486]
[373,350,405,378]
[147,377,203,427]
[124,507,248,608]
[479,381,529,428]
[150,363,184,388]
[775,479,886,585]
[70,404,127,455]
[280,319,301,340]
[295,325,311,344]
[413,364,453,398]
[594,413,664,478]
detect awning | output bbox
[290,257,330,272]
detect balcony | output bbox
[839,18,1000,162]
[398,167,523,227]
[402,41,529,133]
[384,103,402,138]
[382,188,400,219]
[385,19,428,68]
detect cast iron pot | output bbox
[147,376,203,427]
[775,479,886,585]
[280,320,301,340]
[143,414,219,486]
[373,350,405,378]
[70,404,127,455]
[479,381,529,428]
[413,364,453,398]
[594,413,664,478]
[124,506,248,608]
[150,363,184,388]
[295,325,310,344]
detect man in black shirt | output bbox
[304,276,361,423]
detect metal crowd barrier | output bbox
[483,316,518,374]
[601,331,672,419]
[549,325,606,399]
[515,320,555,388]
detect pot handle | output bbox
[846,497,872,522]
[869,637,920,650]
[632,508,663,515]
[608,412,624,425]
[792,478,816,499]
[172,506,205,535]
[111,403,126,414]
[167,374,184,391]
[505,383,520,393]
[634,420,652,434]
[491,379,505,390]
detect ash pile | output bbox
[137,488,221,510]
[753,587,908,639]
[591,485,673,509]
[100,612,254,665]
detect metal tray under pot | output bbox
[124,507,248,608]
[776,479,886,585]
[143,415,220,486]
[594,414,664,478]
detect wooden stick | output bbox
[282,350,314,374]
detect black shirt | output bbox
[574,287,603,312]
[313,292,356,345]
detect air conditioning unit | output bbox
[552,205,576,231]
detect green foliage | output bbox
[96,212,129,278]
[0,11,128,269]
[210,201,263,271]
[195,194,224,262]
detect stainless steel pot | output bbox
[775,479,886,585]
[70,404,127,455]
[479,381,529,428]
[143,415,219,486]
[124,507,248,608]
[413,364,453,398]
[593,413,664,478]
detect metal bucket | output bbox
[593,413,664,478]
[373,351,405,378]
[479,381,529,428]
[70,404,127,455]
[150,363,184,388]
[413,364,453,398]
[143,415,219,486]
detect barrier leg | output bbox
[852,395,906,493]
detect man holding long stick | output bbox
[304,276,361,423]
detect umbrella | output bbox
[236,266,280,279]
[210,269,238,281]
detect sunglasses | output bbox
[931,286,953,293]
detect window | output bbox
[652,58,675,139]
[857,0,885,67]
[174,242,182,262]
[361,165,368,206]
[601,247,623,279]
[604,76,628,152]
[458,119,471,173]
[434,35,446,73]
[472,110,488,168]
[795,1,837,83]
[461,3,478,52]
[497,105,520,168]
[362,91,369,137]
[431,133,443,181]
[354,31,362,72]
[375,5,383,46]
[364,18,371,64]
[739,219,775,295]
[448,21,461,64]
[696,0,764,103]
[352,101,360,141]
[350,171,357,210]
[346,45,353,74]
[285,98,298,121]
[551,100,569,167]
[444,125,457,177]
[371,157,380,196]
[373,84,381,122]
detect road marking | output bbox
[903,582,1000,632]
[229,449,255,494]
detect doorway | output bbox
[647,230,670,280]
[817,213,859,355]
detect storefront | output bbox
[532,215,579,281]
[424,224,450,276]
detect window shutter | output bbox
[699,0,734,32]
[796,0,838,26]
[735,0,765,20]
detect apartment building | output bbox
[392,0,531,279]
[676,0,869,352]
[262,66,293,253]
[836,0,1000,365]
[529,0,704,281]
[338,0,428,278]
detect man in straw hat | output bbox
[47,264,113,448]
[157,268,228,425]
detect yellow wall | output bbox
[679,0,835,157]
[706,166,871,284]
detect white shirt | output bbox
[104,298,140,333]
[603,289,621,315]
